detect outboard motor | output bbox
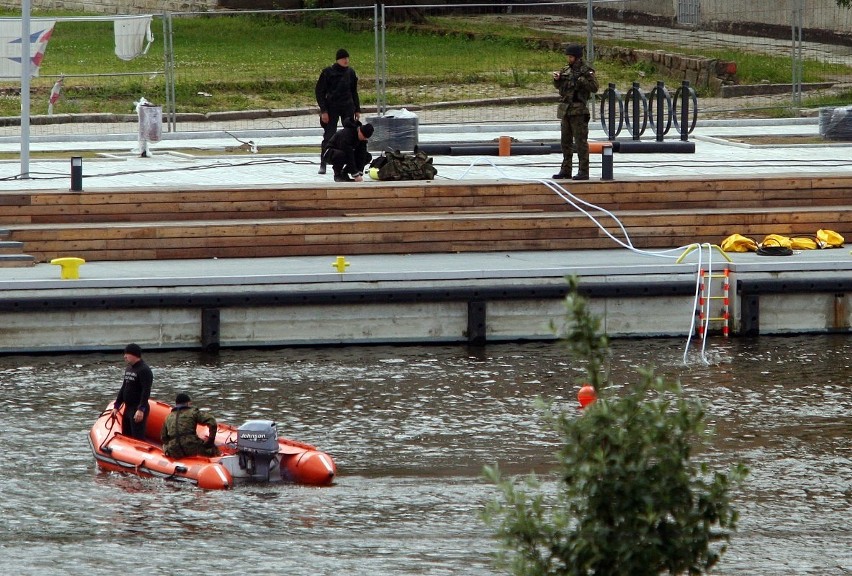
[236,420,280,481]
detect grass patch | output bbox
[3,10,849,118]
[728,135,830,145]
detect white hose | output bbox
[450,158,720,364]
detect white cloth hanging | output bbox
[114,15,154,61]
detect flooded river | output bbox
[0,335,849,575]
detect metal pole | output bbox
[163,12,176,132]
[607,83,616,141]
[380,3,387,115]
[631,82,640,141]
[374,2,385,115]
[681,81,689,142]
[585,0,594,65]
[791,0,803,109]
[21,0,31,179]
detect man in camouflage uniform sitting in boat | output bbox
[161,393,220,458]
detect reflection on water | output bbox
[0,335,849,575]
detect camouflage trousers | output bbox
[559,113,591,176]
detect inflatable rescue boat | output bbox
[88,399,336,489]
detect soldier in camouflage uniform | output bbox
[160,393,220,458]
[553,44,599,180]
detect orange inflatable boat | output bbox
[88,399,336,489]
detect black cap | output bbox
[124,343,142,357]
[336,48,350,60]
[564,44,583,57]
[360,122,374,139]
[175,392,191,405]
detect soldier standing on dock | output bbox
[553,44,599,181]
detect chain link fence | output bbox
[12,1,852,139]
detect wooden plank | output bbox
[7,175,852,262]
[0,194,31,207]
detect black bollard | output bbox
[601,144,614,180]
[70,157,83,192]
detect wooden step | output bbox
[0,254,37,267]
[0,231,36,267]
[7,204,851,262]
[2,175,850,262]
[2,175,851,225]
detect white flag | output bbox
[0,19,56,79]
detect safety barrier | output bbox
[589,80,698,179]
[599,80,698,145]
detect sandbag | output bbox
[790,236,818,250]
[761,234,792,249]
[816,229,844,248]
[720,233,757,253]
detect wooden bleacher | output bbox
[1,174,850,264]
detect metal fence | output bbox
[17,1,852,140]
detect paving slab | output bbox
[1,118,850,191]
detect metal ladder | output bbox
[697,267,730,338]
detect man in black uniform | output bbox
[315,48,361,175]
[323,120,373,182]
[113,343,153,439]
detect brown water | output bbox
[0,335,849,575]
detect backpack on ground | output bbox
[371,150,437,181]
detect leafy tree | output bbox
[837,0,851,8]
[483,277,748,575]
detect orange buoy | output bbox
[577,385,597,408]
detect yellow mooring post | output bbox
[332,256,350,273]
[50,256,86,279]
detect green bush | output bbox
[483,278,748,575]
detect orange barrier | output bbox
[498,135,511,156]
[588,141,613,154]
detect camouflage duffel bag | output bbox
[371,150,437,181]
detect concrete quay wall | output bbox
[1,262,851,354]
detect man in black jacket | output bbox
[324,120,374,182]
[113,343,153,439]
[315,48,361,175]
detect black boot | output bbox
[572,172,589,181]
[552,172,570,179]
[318,162,327,175]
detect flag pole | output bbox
[21,0,31,179]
